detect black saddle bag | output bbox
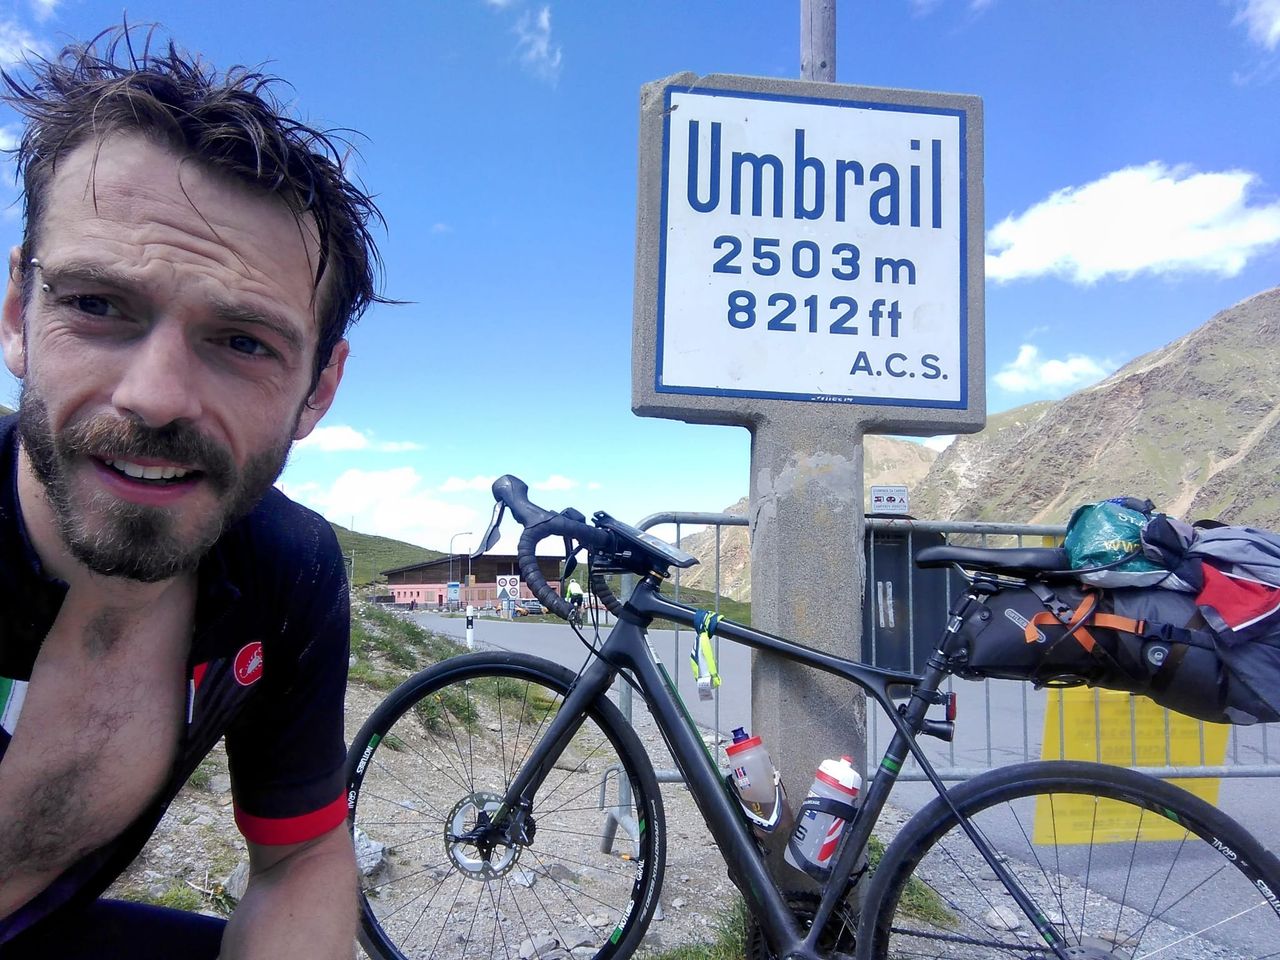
[950,583,1247,724]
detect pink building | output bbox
[383,553,566,609]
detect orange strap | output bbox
[1025,602,1146,654]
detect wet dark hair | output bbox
[1,23,387,390]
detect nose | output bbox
[109,324,204,428]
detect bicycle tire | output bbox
[347,651,665,960]
[860,759,1280,959]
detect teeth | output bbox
[106,460,190,481]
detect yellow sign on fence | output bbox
[1036,688,1229,843]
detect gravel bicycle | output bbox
[346,476,1280,960]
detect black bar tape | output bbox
[589,569,625,618]
[493,475,616,623]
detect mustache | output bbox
[62,415,236,492]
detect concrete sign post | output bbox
[633,72,984,804]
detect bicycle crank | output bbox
[745,891,857,960]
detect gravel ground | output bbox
[101,645,756,958]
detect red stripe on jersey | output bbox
[234,792,348,846]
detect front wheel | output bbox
[347,651,666,960]
[861,760,1280,959]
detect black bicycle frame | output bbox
[495,575,1070,960]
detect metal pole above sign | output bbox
[632,38,984,821]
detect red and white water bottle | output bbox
[784,755,862,881]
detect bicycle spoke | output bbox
[349,656,663,960]
[873,766,1280,960]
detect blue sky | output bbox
[0,0,1278,554]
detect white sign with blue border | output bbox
[657,87,969,408]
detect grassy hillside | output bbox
[329,524,442,586]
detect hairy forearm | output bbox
[219,832,358,960]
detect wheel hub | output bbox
[444,791,521,879]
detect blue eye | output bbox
[69,295,120,317]
[227,334,271,356]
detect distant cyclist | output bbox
[0,24,385,960]
[566,578,585,622]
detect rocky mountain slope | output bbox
[679,285,1280,597]
[912,286,1280,525]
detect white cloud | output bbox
[532,474,577,492]
[0,19,46,65]
[987,162,1280,284]
[483,0,519,7]
[922,435,955,452]
[30,0,58,23]
[295,425,369,452]
[993,345,1115,394]
[0,124,21,152]
[910,0,994,15]
[284,466,567,558]
[514,5,562,82]
[587,481,603,491]
[289,466,479,552]
[1237,0,1280,50]
[431,222,451,234]
[440,474,499,493]
[293,424,422,454]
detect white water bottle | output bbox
[784,756,862,881]
[726,727,787,835]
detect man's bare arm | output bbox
[219,824,358,960]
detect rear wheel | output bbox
[347,652,665,960]
[862,760,1280,959]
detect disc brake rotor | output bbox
[445,791,520,879]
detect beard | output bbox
[17,383,296,583]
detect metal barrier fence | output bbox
[627,512,1280,783]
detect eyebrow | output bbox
[38,258,309,357]
[208,299,307,356]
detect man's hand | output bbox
[219,824,358,960]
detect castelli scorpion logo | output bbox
[234,641,265,686]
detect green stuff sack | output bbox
[1064,498,1169,587]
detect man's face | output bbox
[0,135,347,582]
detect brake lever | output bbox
[473,501,505,558]
[559,508,588,593]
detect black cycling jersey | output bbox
[0,414,351,945]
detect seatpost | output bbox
[896,589,980,730]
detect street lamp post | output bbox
[449,531,472,609]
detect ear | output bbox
[2,246,27,379]
[294,338,349,440]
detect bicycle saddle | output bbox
[914,544,1069,574]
